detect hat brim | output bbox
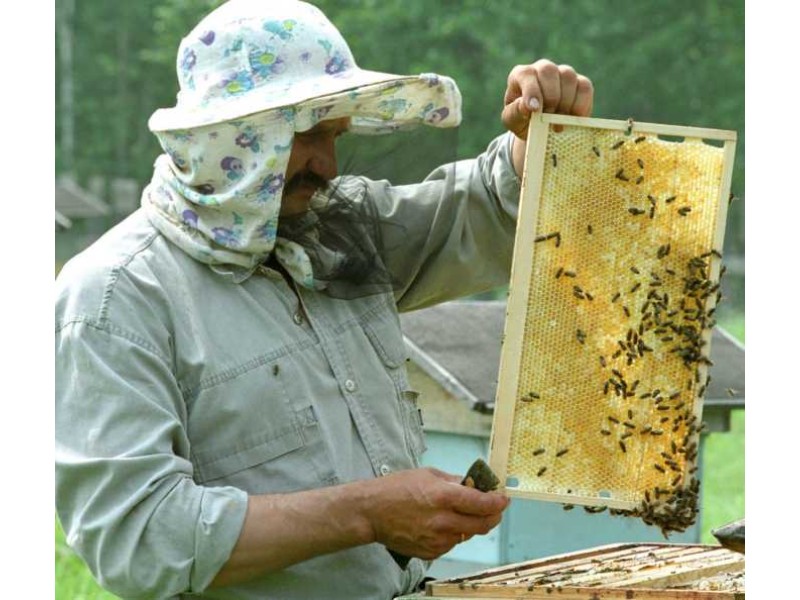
[149,68,453,132]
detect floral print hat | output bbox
[143,0,462,287]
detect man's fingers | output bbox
[556,64,578,114]
[448,485,511,517]
[501,96,535,140]
[530,60,561,112]
[572,75,594,117]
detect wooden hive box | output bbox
[415,543,745,599]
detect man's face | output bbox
[281,117,350,216]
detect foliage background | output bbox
[55,0,745,272]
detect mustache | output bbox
[283,171,330,196]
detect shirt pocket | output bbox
[188,359,337,492]
[399,389,427,467]
[360,312,427,464]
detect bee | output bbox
[627,409,634,419]
[552,153,558,167]
[601,429,611,436]
[563,504,575,511]
[612,140,625,150]
[649,206,656,219]
[620,431,633,440]
[665,195,677,204]
[630,266,640,275]
[587,224,593,234]
[586,292,594,301]
[616,169,629,181]
[637,158,645,169]
[619,441,627,453]
[654,464,665,473]
[630,282,641,293]
[564,270,577,278]
[628,207,645,215]
[592,146,601,157]
[672,475,682,487]
[608,416,620,424]
[538,467,547,477]
[612,292,621,303]
[533,448,546,456]
[660,416,670,423]
[599,356,607,367]
[623,306,631,317]
[651,429,664,435]
[555,267,564,279]
[528,392,541,399]
[556,448,569,457]
[585,506,608,514]
[535,235,548,243]
[678,206,692,216]
[636,176,644,185]
[273,364,280,376]
[641,425,652,434]
[634,136,646,143]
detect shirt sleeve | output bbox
[55,317,248,598]
[365,132,522,312]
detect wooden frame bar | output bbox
[489,114,737,509]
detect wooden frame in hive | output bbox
[489,114,737,527]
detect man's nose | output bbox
[308,138,338,181]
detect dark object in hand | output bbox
[389,458,501,569]
[712,518,745,554]
[461,458,501,492]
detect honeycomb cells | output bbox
[507,125,725,521]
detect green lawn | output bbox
[56,517,117,600]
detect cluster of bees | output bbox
[527,133,725,536]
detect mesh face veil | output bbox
[142,0,462,293]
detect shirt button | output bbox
[292,312,303,325]
[344,379,357,392]
[379,464,391,476]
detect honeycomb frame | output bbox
[489,114,737,517]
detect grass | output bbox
[55,316,745,595]
[56,518,118,600]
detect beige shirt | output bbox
[55,133,521,599]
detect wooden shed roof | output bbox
[55,175,110,223]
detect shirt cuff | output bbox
[490,131,523,219]
[190,485,249,592]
